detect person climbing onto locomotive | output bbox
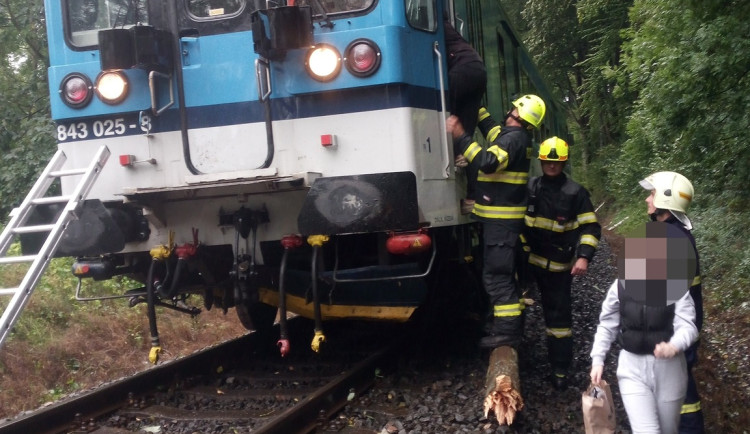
[521,137,601,390]
[444,13,487,213]
[446,95,546,349]
[590,171,701,434]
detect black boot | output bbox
[550,373,567,390]
[479,334,520,349]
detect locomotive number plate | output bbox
[56,114,152,142]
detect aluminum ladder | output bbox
[0,145,110,350]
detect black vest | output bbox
[618,283,676,354]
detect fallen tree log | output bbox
[483,345,523,426]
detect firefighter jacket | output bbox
[665,217,703,334]
[523,173,601,272]
[454,110,531,228]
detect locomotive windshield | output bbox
[66,0,149,47]
[187,0,245,18]
[296,0,374,15]
[65,1,376,49]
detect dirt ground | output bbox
[0,306,249,419]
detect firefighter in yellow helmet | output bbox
[510,94,546,130]
[446,94,546,349]
[522,136,601,389]
[639,171,704,432]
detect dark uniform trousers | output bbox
[680,345,705,433]
[678,226,704,434]
[533,267,574,374]
[483,223,523,338]
[454,114,532,342]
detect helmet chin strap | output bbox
[650,209,673,222]
[505,111,529,129]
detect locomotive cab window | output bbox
[65,0,149,48]
[406,0,437,31]
[296,0,375,15]
[187,0,245,20]
[496,33,510,114]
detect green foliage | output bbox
[512,0,750,308]
[606,0,750,305]
[691,205,750,308]
[522,0,580,102]
[3,256,75,344]
[576,0,633,155]
[613,0,750,198]
[0,245,142,346]
[519,0,634,200]
[0,0,56,217]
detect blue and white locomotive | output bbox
[19,0,567,359]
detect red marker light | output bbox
[73,264,90,276]
[119,154,135,166]
[321,134,336,147]
[345,39,381,77]
[60,73,93,108]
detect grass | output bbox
[0,253,247,417]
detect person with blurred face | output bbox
[590,172,701,433]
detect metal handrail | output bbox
[331,236,437,283]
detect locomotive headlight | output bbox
[306,44,341,82]
[344,39,381,77]
[59,73,93,108]
[95,70,129,104]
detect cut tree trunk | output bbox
[483,345,523,426]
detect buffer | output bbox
[0,146,110,350]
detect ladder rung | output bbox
[49,168,87,177]
[32,196,73,205]
[0,288,19,296]
[0,255,36,264]
[12,224,55,234]
[0,145,110,351]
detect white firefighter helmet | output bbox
[639,171,694,229]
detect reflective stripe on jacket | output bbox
[524,174,601,268]
[454,111,532,226]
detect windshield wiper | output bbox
[310,0,333,29]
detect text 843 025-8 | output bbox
[56,115,152,142]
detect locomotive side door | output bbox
[174,1,271,174]
[405,0,454,182]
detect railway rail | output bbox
[0,320,406,434]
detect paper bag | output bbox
[582,380,616,434]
